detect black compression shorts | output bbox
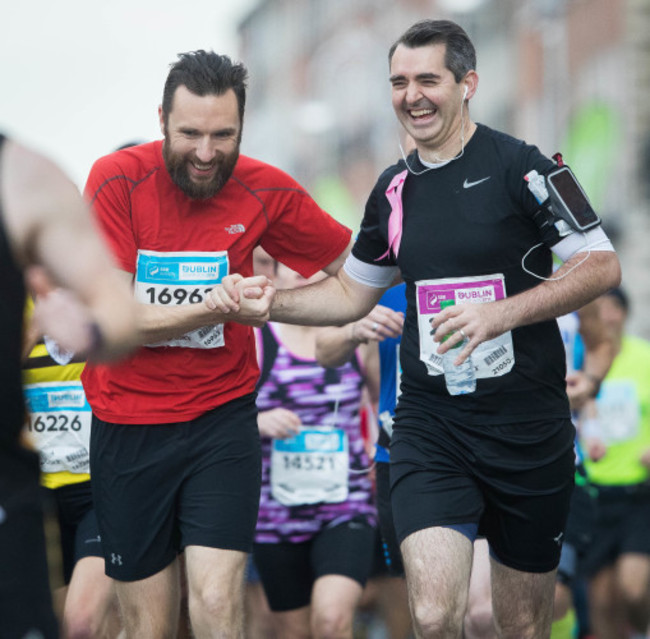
[253,516,375,611]
[47,480,102,584]
[375,460,404,576]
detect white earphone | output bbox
[463,85,468,99]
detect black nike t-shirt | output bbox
[353,123,570,425]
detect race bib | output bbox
[135,250,228,349]
[415,274,514,378]
[270,428,349,506]
[595,380,641,444]
[23,381,92,474]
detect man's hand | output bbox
[29,266,99,356]
[566,371,600,411]
[258,408,301,439]
[584,437,607,462]
[430,301,510,365]
[350,305,404,344]
[205,275,275,326]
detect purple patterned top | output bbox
[254,323,376,543]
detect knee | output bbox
[410,599,463,638]
[464,599,495,639]
[620,585,650,618]
[63,610,101,639]
[494,615,544,639]
[189,582,239,620]
[311,608,354,639]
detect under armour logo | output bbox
[111,553,123,566]
[553,532,564,546]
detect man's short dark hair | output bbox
[162,50,248,126]
[388,19,476,82]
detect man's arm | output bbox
[432,250,621,363]
[315,304,404,369]
[2,140,138,361]
[566,299,616,409]
[321,237,354,275]
[116,270,274,345]
[271,267,386,327]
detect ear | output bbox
[462,70,479,101]
[158,105,165,136]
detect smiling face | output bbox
[160,85,241,199]
[390,43,475,161]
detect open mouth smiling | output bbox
[408,107,436,121]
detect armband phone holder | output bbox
[545,161,601,232]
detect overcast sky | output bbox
[0,0,256,187]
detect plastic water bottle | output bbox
[440,300,476,396]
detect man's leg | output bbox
[311,574,364,638]
[269,607,311,639]
[185,545,248,639]
[588,565,624,639]
[63,556,121,638]
[490,558,556,639]
[114,558,181,639]
[245,582,276,638]
[464,539,496,639]
[401,526,473,639]
[617,553,650,634]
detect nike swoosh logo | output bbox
[463,176,491,189]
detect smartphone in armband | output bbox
[545,165,601,232]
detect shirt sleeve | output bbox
[351,173,397,267]
[84,155,138,273]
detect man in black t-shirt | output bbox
[214,19,621,639]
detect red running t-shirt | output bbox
[82,141,351,424]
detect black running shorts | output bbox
[580,485,650,577]
[390,404,575,573]
[90,393,261,581]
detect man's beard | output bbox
[162,138,240,200]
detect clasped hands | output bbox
[204,274,275,327]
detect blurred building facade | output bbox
[237,0,650,336]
